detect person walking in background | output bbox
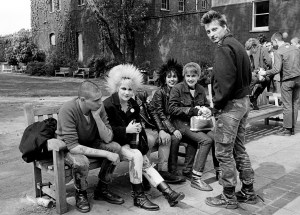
[201,10,258,209]
[259,32,300,136]
[56,81,124,213]
[103,64,185,211]
[168,62,219,192]
[149,59,186,183]
[245,38,273,110]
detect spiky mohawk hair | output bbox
[157,59,183,87]
[105,64,144,94]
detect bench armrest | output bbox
[47,138,67,151]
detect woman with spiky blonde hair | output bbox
[103,64,185,211]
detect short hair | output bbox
[78,80,101,99]
[245,38,260,50]
[257,33,267,45]
[291,37,299,44]
[105,64,143,94]
[201,10,227,27]
[157,59,183,87]
[183,62,201,76]
[271,32,283,42]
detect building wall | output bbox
[135,12,214,71]
[31,0,300,71]
[31,0,108,65]
[212,0,300,45]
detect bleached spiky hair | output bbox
[105,64,144,94]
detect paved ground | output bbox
[1,112,300,215]
[0,72,300,215]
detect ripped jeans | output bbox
[65,141,121,191]
[214,96,254,189]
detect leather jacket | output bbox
[169,81,210,122]
[135,90,165,131]
[149,86,176,134]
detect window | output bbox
[201,0,208,9]
[196,0,208,11]
[178,0,185,12]
[252,0,269,31]
[49,0,55,12]
[50,33,56,46]
[161,0,169,10]
[78,0,85,6]
[57,0,61,11]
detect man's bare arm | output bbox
[92,106,113,143]
[70,145,119,163]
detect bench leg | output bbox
[264,118,270,125]
[33,161,42,197]
[53,150,68,214]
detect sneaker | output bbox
[191,178,213,191]
[205,193,238,209]
[236,190,259,204]
[158,171,182,184]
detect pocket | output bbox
[180,98,192,106]
[214,114,238,144]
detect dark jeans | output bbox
[214,96,254,189]
[173,120,213,173]
[281,76,300,129]
[168,134,182,172]
[250,74,272,99]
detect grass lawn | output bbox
[0,73,157,97]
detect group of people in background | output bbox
[55,9,300,213]
[245,31,300,136]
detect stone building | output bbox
[31,0,300,70]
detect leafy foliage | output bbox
[86,0,150,63]
[4,29,45,66]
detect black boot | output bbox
[132,183,160,211]
[205,187,238,209]
[94,159,124,205]
[75,190,90,213]
[157,181,185,207]
[142,175,151,191]
[250,95,259,110]
[236,183,259,204]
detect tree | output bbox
[5,29,45,66]
[86,0,150,63]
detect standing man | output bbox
[201,10,257,209]
[245,38,273,110]
[259,32,300,136]
[56,80,124,213]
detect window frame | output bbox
[178,0,185,12]
[49,0,55,13]
[50,33,56,46]
[252,0,269,32]
[78,0,85,6]
[57,0,61,11]
[201,0,208,9]
[161,0,170,11]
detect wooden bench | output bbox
[73,67,95,78]
[24,104,104,214]
[2,64,14,72]
[23,102,164,214]
[55,67,70,77]
[207,84,283,125]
